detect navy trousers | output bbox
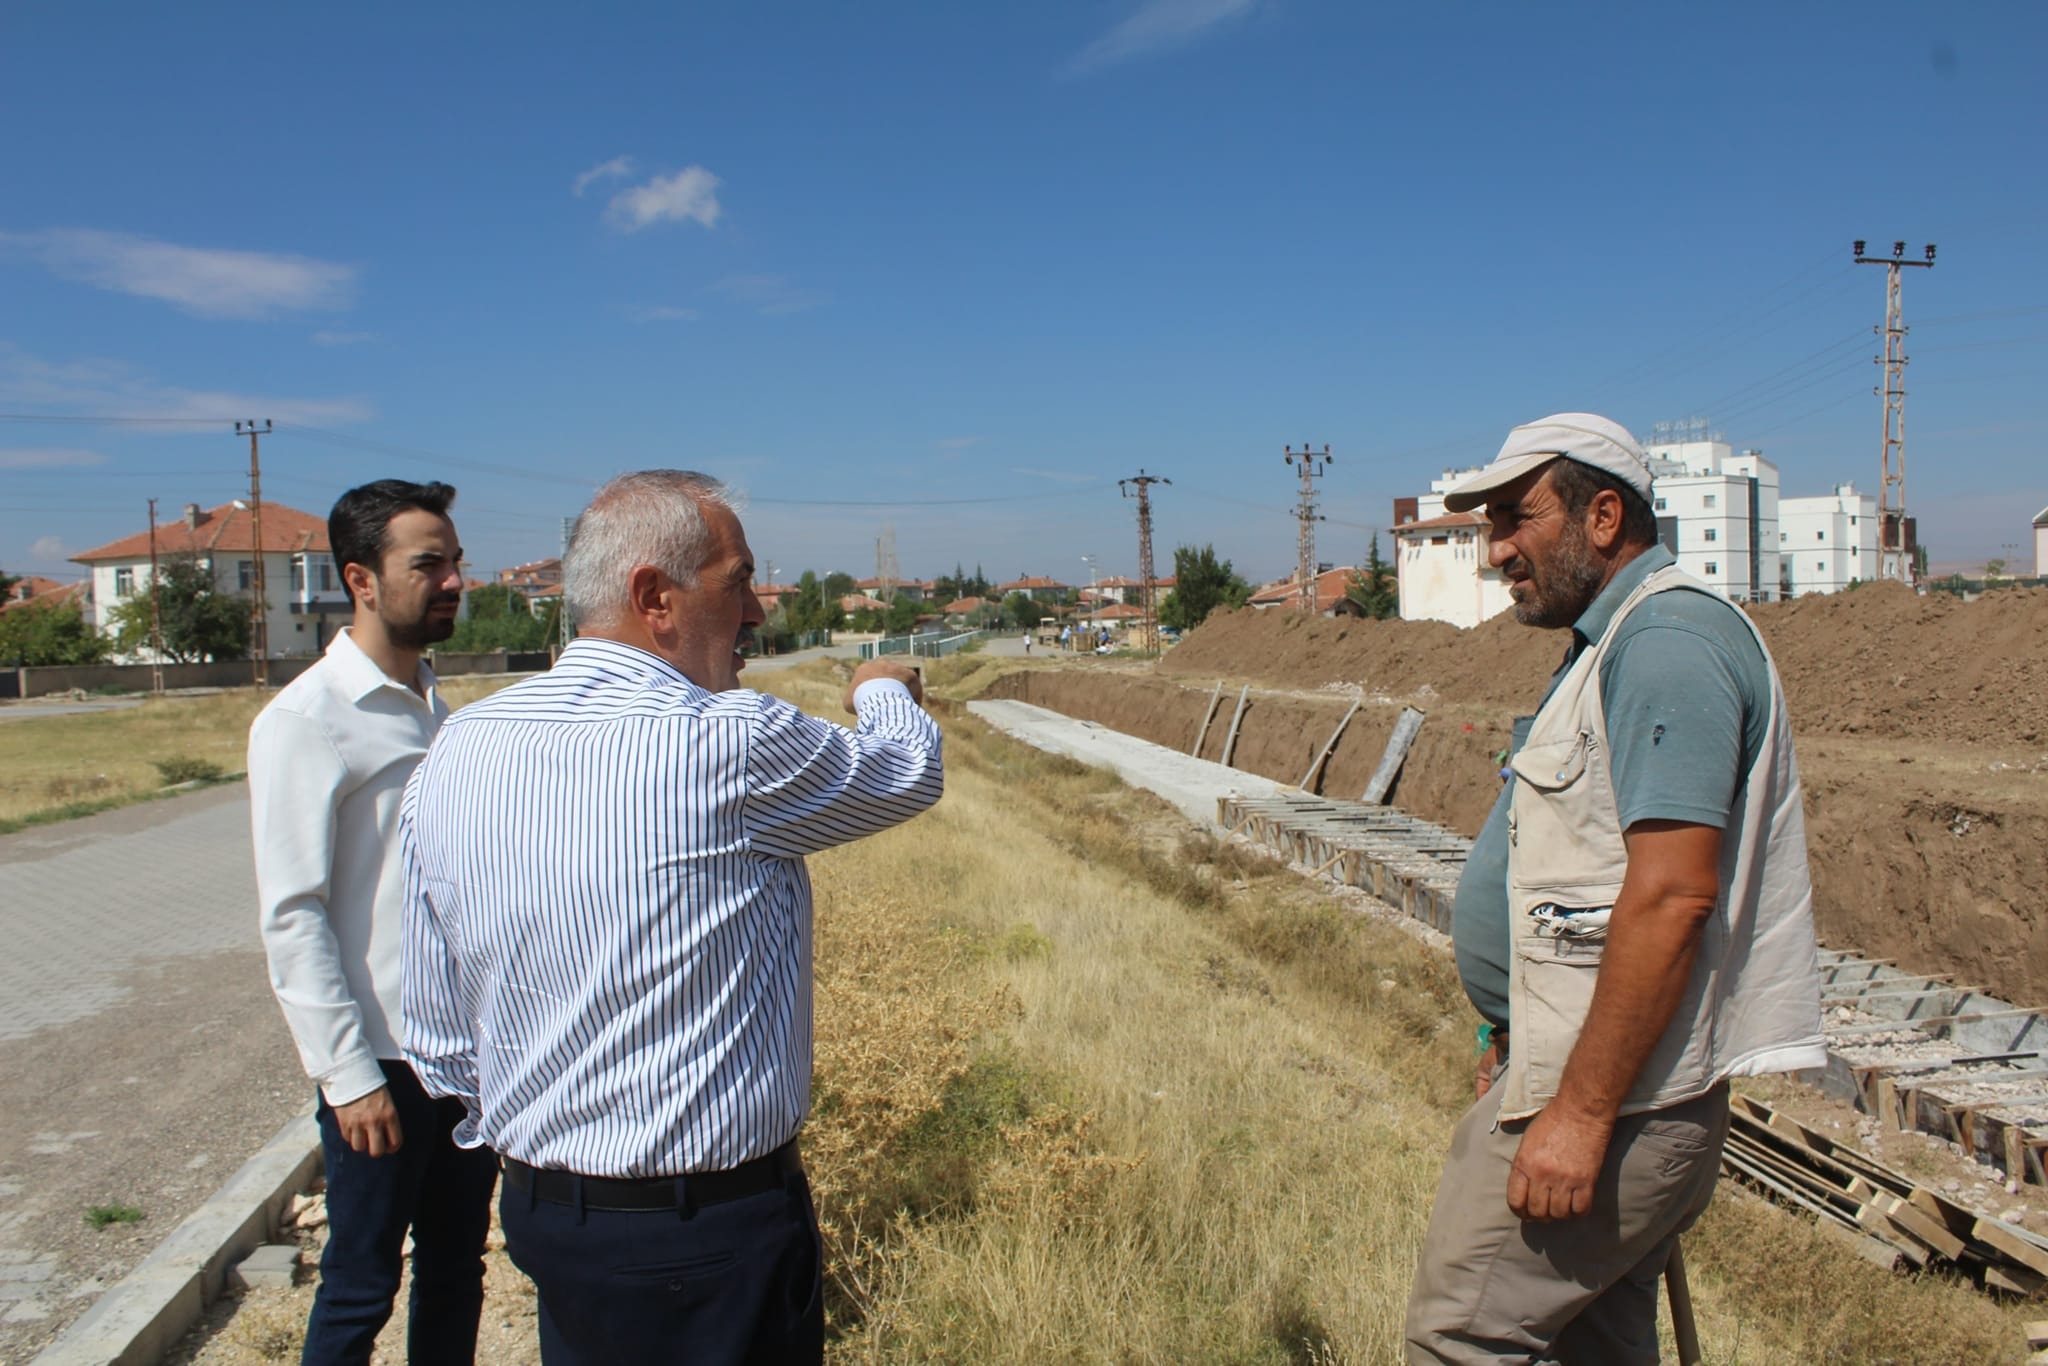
[302,1060,500,1366]
[500,1163,824,1365]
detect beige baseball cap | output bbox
[1442,413,1652,513]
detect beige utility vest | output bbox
[1496,564,1827,1123]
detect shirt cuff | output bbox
[320,1053,392,1109]
[852,678,915,709]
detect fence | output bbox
[7,648,554,700]
[859,630,985,661]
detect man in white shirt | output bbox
[401,470,943,1365]
[250,480,499,1366]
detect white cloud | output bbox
[604,166,723,233]
[0,228,358,320]
[573,155,637,198]
[310,329,378,346]
[0,341,374,427]
[1066,0,1259,74]
[711,273,825,316]
[0,447,105,470]
[627,304,702,323]
[28,535,70,561]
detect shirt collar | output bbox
[554,636,704,694]
[327,626,438,703]
[1571,544,1675,651]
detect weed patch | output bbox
[85,1203,146,1228]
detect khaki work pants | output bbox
[1404,1071,1730,1365]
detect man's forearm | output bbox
[1546,897,1708,1123]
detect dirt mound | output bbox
[1162,583,2048,746]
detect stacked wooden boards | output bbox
[1724,1094,2048,1295]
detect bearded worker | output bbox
[400,470,941,1364]
[1403,414,1824,1364]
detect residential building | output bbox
[840,593,889,614]
[996,574,1072,600]
[1090,575,1174,605]
[2035,504,2048,578]
[498,557,564,606]
[1391,512,1514,628]
[854,576,935,601]
[71,500,343,657]
[1779,483,1879,596]
[4,576,92,616]
[1246,566,1359,615]
[1641,434,1781,603]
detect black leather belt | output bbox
[501,1139,801,1213]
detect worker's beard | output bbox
[385,594,462,650]
[1507,519,1604,630]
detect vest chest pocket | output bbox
[1509,731,1591,792]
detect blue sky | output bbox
[4,1,2044,588]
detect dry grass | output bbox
[164,659,2038,1363]
[0,676,516,830]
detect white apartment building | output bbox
[71,500,350,658]
[1779,484,1879,596]
[1643,436,1781,603]
[2035,504,2048,578]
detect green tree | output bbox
[446,584,553,652]
[0,567,18,601]
[884,595,921,634]
[1156,544,1249,632]
[106,556,250,662]
[822,571,856,601]
[0,601,111,666]
[1003,591,1040,631]
[1345,533,1399,619]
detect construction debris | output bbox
[1723,1094,2048,1295]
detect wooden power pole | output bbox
[235,419,273,687]
[146,497,164,695]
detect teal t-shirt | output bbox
[1451,547,1773,1029]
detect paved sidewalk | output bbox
[0,786,305,1359]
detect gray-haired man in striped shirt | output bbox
[400,470,941,1365]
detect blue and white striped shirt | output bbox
[399,638,943,1176]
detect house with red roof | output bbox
[1246,565,1361,616]
[70,499,346,656]
[3,576,92,616]
[995,574,1071,600]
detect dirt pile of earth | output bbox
[984,583,2048,1005]
[1159,581,2048,746]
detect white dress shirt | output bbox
[250,628,448,1107]
[400,638,943,1177]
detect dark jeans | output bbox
[500,1162,824,1365]
[303,1060,501,1366]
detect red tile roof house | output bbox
[995,575,1072,599]
[71,500,348,658]
[854,577,936,601]
[1246,566,1361,616]
[3,576,92,615]
[1090,574,1175,605]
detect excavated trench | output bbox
[984,666,2048,1008]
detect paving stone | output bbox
[229,1242,300,1291]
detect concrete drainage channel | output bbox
[972,700,2048,1241]
[32,1115,319,1366]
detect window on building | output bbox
[1703,494,1717,509]
[114,567,135,596]
[1849,547,1858,557]
[1705,562,1719,575]
[290,558,306,594]
[238,560,254,591]
[1654,497,1667,512]
[1849,515,1857,526]
[319,558,335,591]
[1704,528,1718,543]
[1816,561,1826,571]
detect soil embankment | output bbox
[987,583,2048,1005]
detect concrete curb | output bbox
[33,1112,321,1366]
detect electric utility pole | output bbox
[235,419,273,687]
[146,497,164,695]
[1285,443,1333,612]
[559,516,576,652]
[1118,470,1170,653]
[1853,240,1935,585]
